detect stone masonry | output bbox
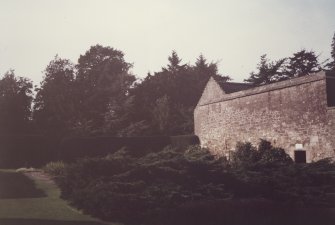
[194,71,335,162]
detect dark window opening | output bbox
[294,150,306,163]
[326,76,335,107]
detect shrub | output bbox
[56,143,335,225]
[231,142,259,168]
[56,145,233,224]
[43,161,67,177]
[170,135,200,148]
[258,139,292,164]
[58,135,201,162]
[59,136,171,161]
[231,140,293,169]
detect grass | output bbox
[0,169,119,225]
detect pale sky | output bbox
[1,0,334,85]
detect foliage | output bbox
[153,95,172,132]
[58,136,172,161]
[43,161,67,177]
[1,47,231,136]
[124,51,230,136]
[33,56,76,136]
[0,135,57,168]
[0,70,33,134]
[257,139,292,164]
[244,54,286,85]
[231,140,293,168]
[54,143,335,225]
[75,45,136,134]
[55,146,231,224]
[170,135,200,148]
[245,49,324,86]
[284,49,321,77]
[325,32,335,71]
[332,33,335,62]
[4,35,335,136]
[231,142,259,167]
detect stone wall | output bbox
[194,72,335,162]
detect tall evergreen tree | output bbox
[285,49,321,77]
[326,32,335,72]
[245,54,286,85]
[331,33,335,65]
[163,50,187,74]
[121,52,229,136]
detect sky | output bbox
[0,0,335,85]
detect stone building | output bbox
[194,71,335,163]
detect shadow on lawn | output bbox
[0,171,46,199]
[0,219,107,225]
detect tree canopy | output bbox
[119,51,229,136]
[244,54,286,85]
[285,49,321,78]
[33,56,76,136]
[75,45,136,134]
[325,32,335,72]
[245,49,323,85]
[0,70,33,134]
[2,32,335,137]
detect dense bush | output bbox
[59,135,199,161]
[0,135,58,168]
[231,139,293,168]
[43,161,67,177]
[0,134,199,168]
[59,136,170,161]
[54,146,232,224]
[50,142,335,225]
[170,135,200,148]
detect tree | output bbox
[244,54,286,85]
[33,56,76,136]
[325,32,335,72]
[123,52,229,135]
[332,33,335,63]
[284,49,321,77]
[153,95,172,133]
[75,45,136,134]
[162,50,187,74]
[193,54,230,84]
[0,70,33,134]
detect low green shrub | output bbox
[56,146,233,224]
[58,135,200,162]
[55,143,335,225]
[43,161,67,177]
[170,135,200,148]
[231,139,293,168]
[59,136,171,161]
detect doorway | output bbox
[294,150,306,163]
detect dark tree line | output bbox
[0,46,226,137]
[245,33,335,85]
[1,33,334,137]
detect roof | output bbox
[213,76,254,94]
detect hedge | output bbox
[0,134,200,167]
[170,135,200,148]
[0,135,58,168]
[59,135,199,162]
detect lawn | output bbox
[0,169,118,225]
